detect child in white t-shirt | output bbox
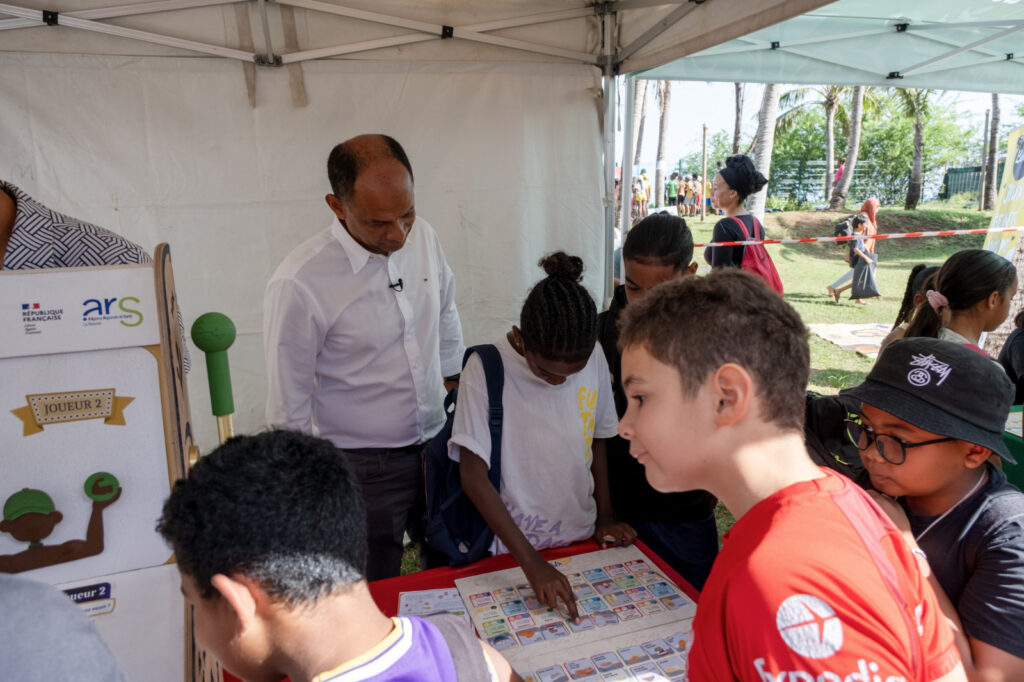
[449,252,636,620]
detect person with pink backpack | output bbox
[704,154,784,295]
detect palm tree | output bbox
[895,88,935,210]
[778,85,848,202]
[829,86,865,210]
[733,83,744,154]
[632,80,648,168]
[654,80,672,208]
[746,84,781,221]
[985,93,1000,210]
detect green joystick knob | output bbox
[191,312,237,417]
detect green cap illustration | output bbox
[3,488,56,521]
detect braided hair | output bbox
[519,252,598,363]
[891,264,938,330]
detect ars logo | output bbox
[776,594,844,659]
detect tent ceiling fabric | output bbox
[636,0,1024,95]
[0,0,830,72]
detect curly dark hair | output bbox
[157,430,367,605]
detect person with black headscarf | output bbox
[703,154,769,268]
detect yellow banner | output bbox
[11,389,134,436]
[984,125,1024,258]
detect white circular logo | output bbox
[776,594,844,659]
[907,368,931,387]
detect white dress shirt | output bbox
[264,216,465,449]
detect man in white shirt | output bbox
[264,134,465,580]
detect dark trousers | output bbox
[342,444,447,581]
[628,512,720,591]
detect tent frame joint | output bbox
[441,24,453,39]
[895,22,909,33]
[254,54,282,66]
[42,9,57,24]
[887,71,903,79]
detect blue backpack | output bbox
[423,345,504,566]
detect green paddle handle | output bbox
[190,312,236,417]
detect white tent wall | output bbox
[0,53,604,450]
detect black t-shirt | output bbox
[704,214,761,268]
[904,463,1024,658]
[998,327,1024,405]
[596,285,718,523]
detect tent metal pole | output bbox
[461,7,595,33]
[256,0,277,65]
[602,8,617,306]
[904,20,1024,30]
[272,0,443,34]
[620,76,636,256]
[904,29,1024,70]
[280,34,434,63]
[1,0,237,27]
[451,29,600,64]
[61,0,237,19]
[616,1,697,65]
[0,2,255,60]
[609,0,690,10]
[898,24,1024,76]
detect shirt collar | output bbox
[331,217,376,274]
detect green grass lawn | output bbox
[400,203,991,570]
[686,204,987,396]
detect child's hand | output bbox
[593,521,637,549]
[523,557,579,622]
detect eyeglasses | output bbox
[843,418,956,465]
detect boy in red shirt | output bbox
[616,269,966,682]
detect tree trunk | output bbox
[654,81,671,208]
[904,117,924,210]
[985,93,1000,210]
[824,101,836,202]
[732,83,744,155]
[829,86,864,211]
[746,83,781,221]
[633,80,648,168]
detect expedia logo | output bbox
[750,594,908,682]
[82,296,144,328]
[776,594,843,658]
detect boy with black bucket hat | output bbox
[846,337,1024,681]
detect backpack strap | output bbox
[462,345,504,490]
[426,615,492,682]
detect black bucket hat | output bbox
[845,337,1015,462]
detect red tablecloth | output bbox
[368,539,699,616]
[224,541,697,681]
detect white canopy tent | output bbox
[0,0,844,447]
[638,0,1024,93]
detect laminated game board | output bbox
[454,546,695,681]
